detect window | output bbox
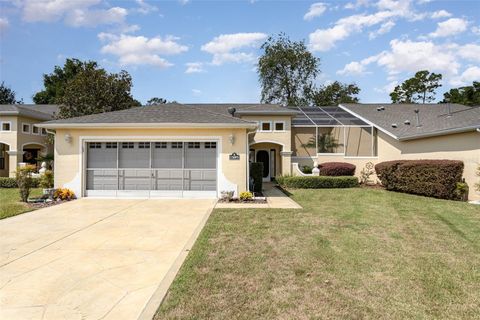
[138,142,150,149]
[22,123,30,134]
[32,126,39,135]
[171,142,183,149]
[121,142,134,149]
[204,142,216,149]
[41,128,47,136]
[188,142,200,149]
[105,142,117,149]
[1,122,11,131]
[155,142,167,149]
[89,142,102,149]
[259,121,272,132]
[274,122,285,131]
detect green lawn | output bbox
[0,188,42,220]
[156,188,480,319]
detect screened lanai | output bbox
[290,106,378,158]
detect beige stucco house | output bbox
[37,103,480,200]
[0,105,57,177]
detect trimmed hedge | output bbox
[375,160,464,200]
[0,177,40,188]
[319,162,356,176]
[276,175,358,189]
[250,162,264,193]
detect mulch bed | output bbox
[219,198,267,204]
[27,199,74,209]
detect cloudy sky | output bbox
[1,0,479,104]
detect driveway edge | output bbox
[137,201,216,320]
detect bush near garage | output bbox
[276,175,358,189]
[375,160,464,200]
[250,162,264,193]
[318,162,356,176]
[0,177,40,188]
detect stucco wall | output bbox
[241,115,292,152]
[53,128,249,197]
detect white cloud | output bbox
[185,62,205,74]
[179,0,190,5]
[429,18,468,38]
[471,26,480,35]
[19,0,128,27]
[344,0,370,10]
[201,32,267,65]
[430,10,452,19]
[309,0,423,51]
[450,66,480,86]
[369,20,395,39]
[135,0,158,15]
[304,2,327,21]
[337,54,379,75]
[99,34,188,68]
[457,44,480,63]
[192,89,202,96]
[0,17,8,32]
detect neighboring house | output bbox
[0,105,58,177]
[37,103,480,200]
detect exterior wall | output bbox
[241,115,292,151]
[292,130,480,200]
[249,142,282,177]
[0,115,52,177]
[53,128,249,198]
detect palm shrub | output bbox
[16,165,36,202]
[39,170,54,188]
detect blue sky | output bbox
[1,0,479,104]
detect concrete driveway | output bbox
[0,198,216,320]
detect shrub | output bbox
[39,170,54,188]
[239,191,253,201]
[276,175,358,189]
[250,162,264,193]
[16,165,36,202]
[319,162,356,176]
[0,177,18,188]
[375,160,464,200]
[359,162,375,185]
[301,165,313,174]
[454,182,469,202]
[54,188,76,201]
[475,165,480,192]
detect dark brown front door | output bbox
[23,149,39,165]
[256,150,269,180]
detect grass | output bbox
[0,188,42,220]
[156,188,480,319]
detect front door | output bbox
[256,150,270,182]
[23,149,39,165]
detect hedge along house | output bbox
[38,102,480,200]
[0,104,57,177]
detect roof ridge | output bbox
[186,105,255,124]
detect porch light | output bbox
[64,134,72,144]
[228,134,235,145]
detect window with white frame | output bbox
[1,122,11,131]
[22,123,30,134]
[274,121,285,131]
[259,121,272,132]
[41,128,47,136]
[32,126,39,135]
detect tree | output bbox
[33,58,98,104]
[0,82,22,104]
[146,97,167,105]
[390,70,442,104]
[258,33,320,106]
[442,82,480,106]
[57,68,141,119]
[310,81,360,106]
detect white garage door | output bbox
[85,141,217,198]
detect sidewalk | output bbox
[215,183,302,209]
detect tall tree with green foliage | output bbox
[33,58,98,104]
[390,70,442,104]
[57,68,140,119]
[0,82,22,104]
[442,82,480,106]
[310,81,360,106]
[258,33,320,106]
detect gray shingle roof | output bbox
[39,103,257,128]
[185,103,298,115]
[339,103,480,140]
[0,104,58,120]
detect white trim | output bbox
[292,163,313,176]
[77,135,232,199]
[22,123,31,134]
[338,104,399,140]
[317,153,345,156]
[249,140,286,148]
[31,125,40,135]
[38,122,256,129]
[21,142,47,150]
[1,121,12,132]
[344,156,379,159]
[41,128,48,136]
[273,121,286,132]
[292,156,316,159]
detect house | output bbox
[36,102,480,200]
[0,104,58,177]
